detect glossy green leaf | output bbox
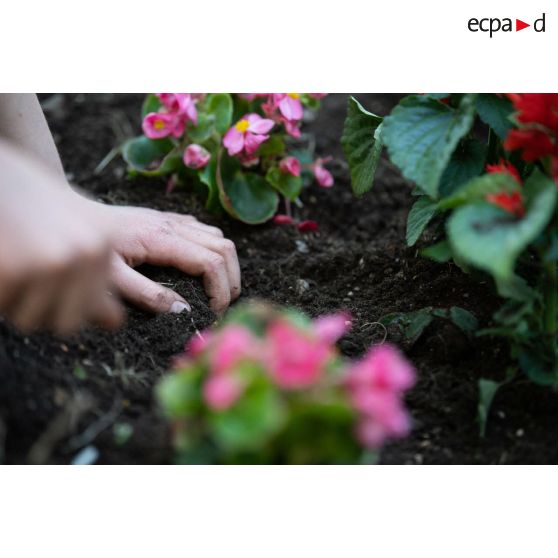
[341,96,383,196]
[206,93,233,134]
[265,166,302,201]
[478,378,500,437]
[406,196,438,246]
[438,138,486,198]
[421,240,452,262]
[476,94,514,139]
[122,136,174,172]
[383,94,477,198]
[141,94,161,118]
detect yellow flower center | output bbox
[154,119,166,130]
[235,119,250,133]
[288,93,300,99]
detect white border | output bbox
[0,1,556,91]
[1,466,556,557]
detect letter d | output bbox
[534,13,546,32]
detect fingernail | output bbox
[170,300,191,313]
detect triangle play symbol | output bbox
[516,19,530,31]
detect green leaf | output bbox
[383,94,477,198]
[257,135,285,157]
[210,380,285,453]
[447,169,557,281]
[476,94,514,139]
[439,172,519,210]
[141,94,161,118]
[199,155,221,212]
[140,147,183,177]
[188,112,216,143]
[438,139,486,198]
[156,369,201,419]
[341,96,383,196]
[122,136,174,172]
[406,197,438,246]
[206,93,233,134]
[265,166,302,201]
[218,156,279,224]
[421,240,452,262]
[519,350,557,386]
[381,308,434,345]
[478,378,501,437]
[449,306,478,335]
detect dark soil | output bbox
[1,93,557,464]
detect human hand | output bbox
[0,141,123,334]
[94,204,241,315]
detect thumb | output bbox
[110,258,191,314]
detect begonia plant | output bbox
[121,93,333,225]
[156,301,415,464]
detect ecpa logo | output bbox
[468,12,546,37]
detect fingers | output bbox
[110,257,192,314]
[138,232,232,314]
[171,221,241,301]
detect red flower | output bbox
[298,220,319,233]
[504,128,555,161]
[508,93,558,130]
[486,159,522,184]
[486,191,525,218]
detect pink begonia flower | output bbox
[313,158,334,188]
[203,375,243,411]
[266,319,332,389]
[279,156,301,177]
[209,325,261,376]
[273,214,294,225]
[314,312,351,344]
[223,113,275,157]
[298,220,319,233]
[347,344,416,393]
[274,93,304,122]
[239,154,260,168]
[183,144,210,169]
[186,330,213,357]
[142,112,184,139]
[346,344,416,449]
[156,93,198,125]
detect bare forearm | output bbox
[0,94,65,180]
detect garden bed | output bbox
[1,93,558,464]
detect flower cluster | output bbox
[157,302,415,463]
[504,94,558,181]
[125,93,334,225]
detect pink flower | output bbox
[346,344,416,449]
[313,158,334,188]
[203,375,243,411]
[314,312,351,343]
[279,156,301,177]
[273,214,294,225]
[298,220,319,233]
[156,93,198,125]
[142,112,183,139]
[347,345,416,393]
[223,113,275,157]
[266,319,332,389]
[183,144,210,169]
[209,325,260,376]
[274,93,304,122]
[186,330,213,357]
